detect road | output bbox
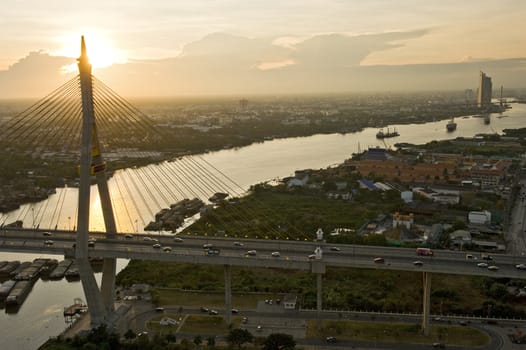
[2,228,526,278]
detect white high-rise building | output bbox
[477,71,492,107]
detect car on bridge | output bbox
[203,243,214,249]
[173,237,183,242]
[477,262,488,268]
[42,232,52,237]
[88,239,96,247]
[413,260,423,266]
[246,250,257,256]
[271,251,280,257]
[125,234,133,239]
[44,240,54,246]
[374,257,384,264]
[152,244,161,249]
[233,241,244,246]
[326,336,337,343]
[329,247,341,252]
[487,265,499,271]
[162,246,172,252]
[516,264,526,270]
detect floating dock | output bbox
[15,258,48,281]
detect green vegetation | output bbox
[308,319,489,346]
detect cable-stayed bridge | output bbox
[0,37,524,336]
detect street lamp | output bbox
[68,216,71,231]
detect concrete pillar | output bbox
[100,258,116,313]
[422,272,432,335]
[316,273,322,330]
[224,265,232,326]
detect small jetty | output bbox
[64,298,87,318]
[49,259,73,280]
[376,128,400,139]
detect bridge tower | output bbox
[76,36,119,327]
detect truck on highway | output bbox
[416,247,434,256]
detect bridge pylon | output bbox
[76,36,119,327]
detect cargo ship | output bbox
[0,280,16,301]
[446,118,457,132]
[376,128,400,139]
[5,280,35,305]
[49,259,73,280]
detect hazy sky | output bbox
[2,0,525,69]
[1,0,525,97]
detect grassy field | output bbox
[307,319,490,346]
[155,288,280,309]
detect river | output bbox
[0,103,525,349]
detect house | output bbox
[283,294,298,310]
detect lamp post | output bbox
[68,216,71,231]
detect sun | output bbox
[55,31,126,72]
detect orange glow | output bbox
[55,32,127,72]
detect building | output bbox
[477,71,492,107]
[283,294,298,310]
[468,210,491,225]
[392,212,414,229]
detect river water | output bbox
[1,103,525,349]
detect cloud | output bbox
[1,31,525,98]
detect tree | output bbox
[124,329,136,340]
[226,328,253,349]
[194,335,203,348]
[262,333,296,350]
[207,336,216,348]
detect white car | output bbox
[173,237,184,242]
[487,265,499,271]
[477,262,488,268]
[516,264,526,270]
[271,251,280,257]
[413,260,423,266]
[246,250,257,256]
[44,240,54,245]
[234,241,244,246]
[162,246,172,252]
[152,243,162,249]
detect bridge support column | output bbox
[224,265,232,326]
[100,258,116,313]
[422,272,432,335]
[77,258,106,326]
[316,273,322,330]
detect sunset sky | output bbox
[1,0,526,97]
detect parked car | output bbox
[326,336,337,343]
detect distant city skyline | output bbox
[1,1,525,97]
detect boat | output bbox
[376,128,400,139]
[446,118,457,132]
